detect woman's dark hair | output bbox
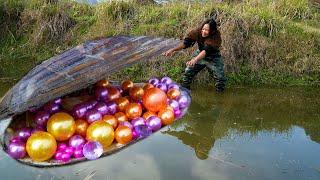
[200,18,218,36]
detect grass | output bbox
[0,0,320,87]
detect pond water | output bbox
[0,85,319,180]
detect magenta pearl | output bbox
[132,130,138,140]
[7,141,26,159]
[65,147,74,155]
[17,127,32,142]
[174,109,182,118]
[60,153,71,162]
[54,150,64,160]
[58,143,67,151]
[10,136,22,143]
[73,149,84,159]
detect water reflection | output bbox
[0,86,319,179]
[165,101,222,160]
[164,86,320,160]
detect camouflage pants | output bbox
[182,52,227,92]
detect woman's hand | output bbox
[162,49,175,57]
[186,58,197,67]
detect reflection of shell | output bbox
[0,36,180,120]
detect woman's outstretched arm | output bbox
[162,43,186,57]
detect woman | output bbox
[163,19,226,92]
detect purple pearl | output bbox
[54,98,62,105]
[177,95,189,109]
[94,102,108,115]
[83,141,103,160]
[119,121,133,130]
[43,102,60,114]
[131,117,146,127]
[160,77,173,85]
[134,125,152,138]
[31,126,45,134]
[168,99,180,111]
[72,103,88,119]
[106,101,117,115]
[167,83,180,90]
[95,87,109,101]
[7,141,26,159]
[86,109,102,124]
[85,100,98,110]
[156,83,167,92]
[65,147,74,155]
[69,135,85,149]
[58,143,67,151]
[73,148,84,159]
[146,116,162,132]
[34,111,50,126]
[61,153,71,162]
[148,78,159,86]
[17,128,32,142]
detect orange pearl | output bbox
[96,79,110,88]
[167,89,181,100]
[115,126,133,144]
[106,86,121,101]
[142,88,167,112]
[143,83,154,91]
[75,119,88,137]
[115,97,130,112]
[103,115,118,130]
[143,111,157,120]
[121,80,134,91]
[129,86,144,100]
[158,109,175,125]
[125,103,142,120]
[114,112,128,122]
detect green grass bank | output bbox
[1,0,320,87]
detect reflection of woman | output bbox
[163,19,226,92]
[164,99,221,160]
